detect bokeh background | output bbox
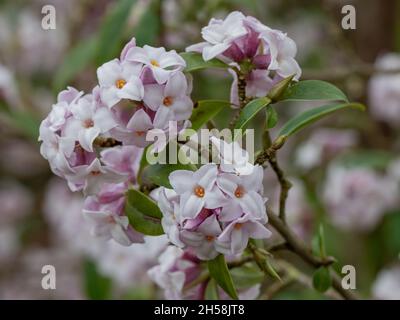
[0,0,399,299]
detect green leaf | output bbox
[230,263,265,288]
[134,0,160,46]
[126,188,162,219]
[266,106,278,129]
[125,189,164,235]
[318,225,327,258]
[190,100,232,131]
[180,52,229,73]
[280,80,349,102]
[207,255,238,300]
[279,102,365,137]
[205,279,220,300]
[84,259,112,299]
[53,36,98,91]
[234,96,272,139]
[142,163,195,188]
[96,0,136,64]
[312,267,332,293]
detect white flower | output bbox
[83,207,132,246]
[39,127,75,176]
[66,158,126,195]
[147,246,186,300]
[64,94,117,152]
[180,214,222,260]
[186,11,247,61]
[263,30,302,80]
[169,164,224,220]
[210,136,255,175]
[126,45,185,84]
[217,166,266,222]
[97,59,144,108]
[153,187,185,248]
[143,72,193,129]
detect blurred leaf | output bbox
[190,100,231,131]
[312,267,332,293]
[234,96,272,139]
[266,106,278,129]
[337,150,393,170]
[205,279,220,300]
[280,80,349,102]
[142,163,195,188]
[181,52,229,73]
[84,259,112,300]
[207,255,238,300]
[125,189,164,235]
[381,211,400,258]
[7,110,40,140]
[318,225,327,258]
[230,263,264,288]
[278,102,365,137]
[134,0,160,46]
[53,36,98,91]
[96,0,136,64]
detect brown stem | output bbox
[266,206,359,300]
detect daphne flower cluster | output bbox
[186,11,301,105]
[39,38,193,246]
[152,137,271,260]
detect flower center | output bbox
[194,185,205,198]
[234,223,243,230]
[234,186,245,198]
[136,130,145,136]
[205,235,215,242]
[83,119,94,128]
[163,96,173,107]
[90,170,101,176]
[150,59,159,67]
[115,79,127,89]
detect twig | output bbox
[266,206,358,300]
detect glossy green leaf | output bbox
[126,188,162,219]
[125,189,163,235]
[234,96,272,139]
[312,267,332,293]
[280,80,349,102]
[279,102,365,137]
[96,0,136,64]
[142,163,195,188]
[266,106,278,129]
[180,52,229,73]
[84,259,112,300]
[207,255,238,300]
[190,100,232,131]
[53,36,98,91]
[267,74,294,101]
